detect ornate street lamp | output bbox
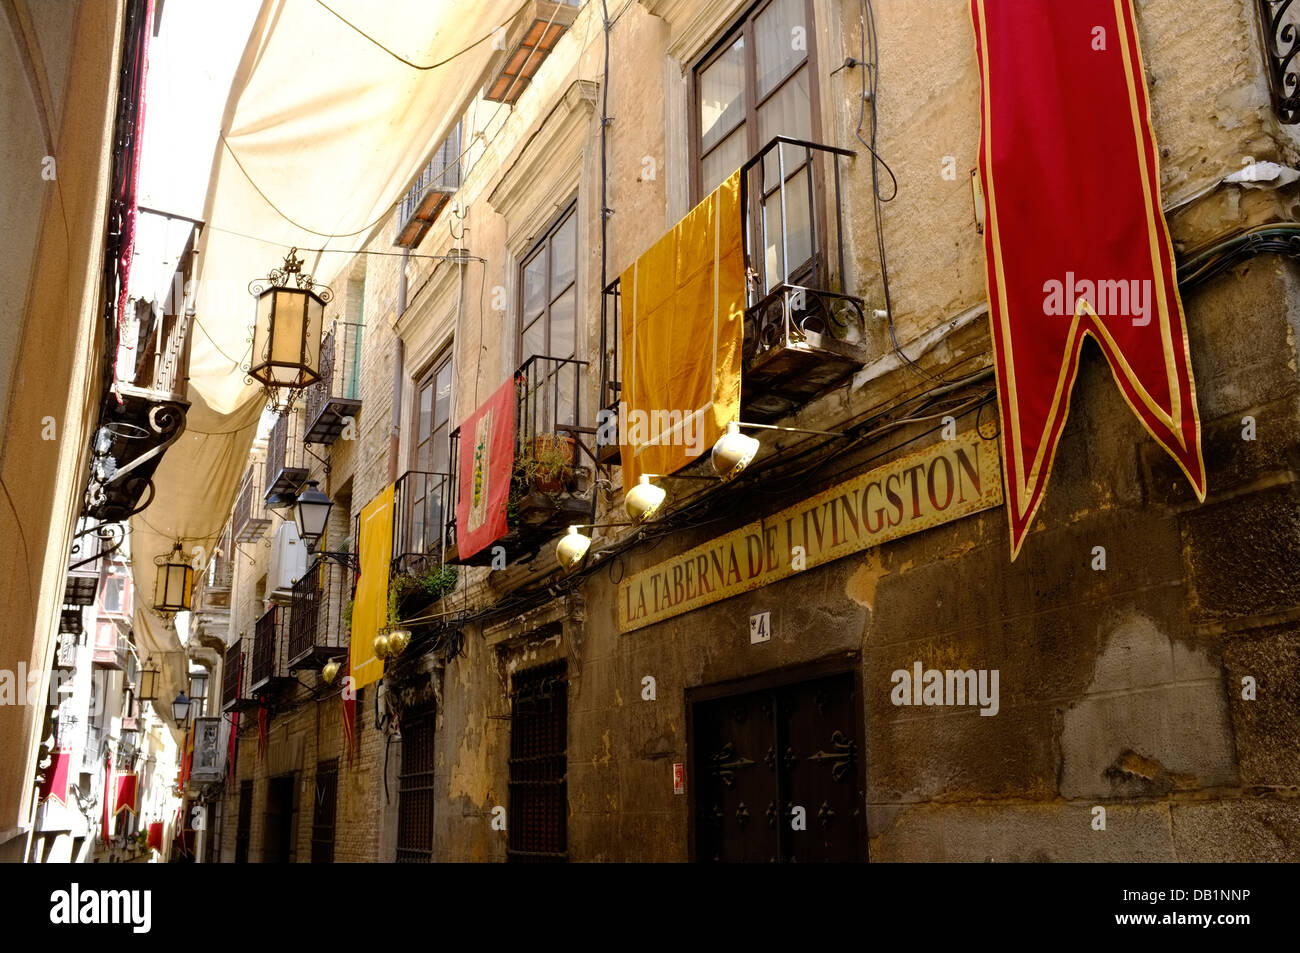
[171,691,192,727]
[292,480,334,553]
[153,542,195,615]
[247,248,332,406]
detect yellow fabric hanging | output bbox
[618,169,744,493]
[350,483,394,690]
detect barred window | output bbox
[507,660,567,862]
[396,703,437,862]
[311,758,339,863]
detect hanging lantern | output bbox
[139,660,161,702]
[153,542,195,614]
[293,480,334,553]
[171,691,192,727]
[247,248,332,399]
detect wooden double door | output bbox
[691,664,864,862]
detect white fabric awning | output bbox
[130,0,524,731]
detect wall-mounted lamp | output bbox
[556,522,634,573]
[710,420,850,482]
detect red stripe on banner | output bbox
[101,757,112,843]
[970,0,1205,557]
[228,712,239,780]
[342,655,356,766]
[454,377,516,560]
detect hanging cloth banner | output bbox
[618,169,744,494]
[37,750,71,806]
[970,0,1205,557]
[227,711,239,781]
[113,771,138,817]
[341,655,356,767]
[147,821,164,852]
[101,757,112,842]
[454,377,516,560]
[351,484,395,690]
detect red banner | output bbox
[113,771,138,817]
[147,821,164,852]
[227,712,239,780]
[37,750,71,806]
[971,0,1205,557]
[101,757,112,842]
[455,377,516,560]
[341,656,356,767]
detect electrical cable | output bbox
[314,0,531,72]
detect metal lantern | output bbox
[139,660,161,702]
[153,542,195,614]
[171,691,192,726]
[293,480,334,553]
[247,248,331,394]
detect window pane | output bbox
[549,287,575,360]
[556,367,576,428]
[699,37,745,153]
[702,124,748,195]
[522,248,548,321]
[434,360,452,429]
[757,66,811,190]
[762,165,814,289]
[417,383,433,443]
[549,213,576,295]
[432,425,449,476]
[755,0,806,99]
[521,317,545,363]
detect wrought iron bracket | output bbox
[1256,1,1300,123]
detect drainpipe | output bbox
[389,249,409,485]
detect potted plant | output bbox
[524,433,575,493]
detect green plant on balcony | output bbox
[387,563,459,625]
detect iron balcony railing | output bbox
[265,406,309,500]
[250,605,292,694]
[304,320,364,444]
[395,122,462,248]
[233,463,271,543]
[445,354,593,563]
[392,470,453,578]
[222,640,253,713]
[287,554,353,669]
[601,137,865,425]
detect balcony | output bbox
[194,524,233,611]
[221,640,255,714]
[601,137,865,428]
[250,605,293,695]
[265,406,309,502]
[446,354,593,566]
[395,121,462,248]
[233,464,271,543]
[392,470,453,578]
[93,630,130,670]
[84,225,197,522]
[304,321,363,444]
[482,0,580,105]
[287,554,353,669]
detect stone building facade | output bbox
[213,0,1300,862]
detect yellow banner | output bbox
[618,435,1004,633]
[350,484,394,690]
[618,169,744,493]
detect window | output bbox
[414,349,454,476]
[396,703,437,862]
[311,758,339,863]
[692,0,822,290]
[507,660,567,862]
[518,202,578,428]
[102,576,124,613]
